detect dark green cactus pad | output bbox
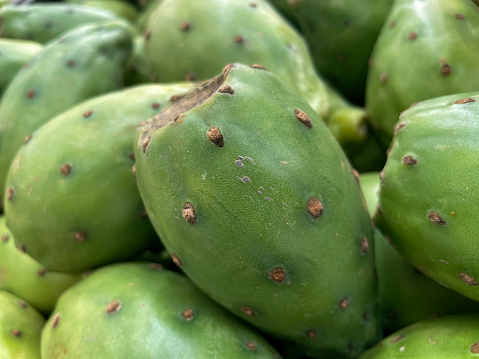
[0,21,132,210]
[41,262,281,359]
[134,64,380,358]
[123,35,152,86]
[374,92,479,302]
[0,39,42,99]
[65,0,139,23]
[0,3,118,44]
[0,290,45,359]
[360,314,479,358]
[4,83,195,274]
[366,0,479,146]
[0,216,82,314]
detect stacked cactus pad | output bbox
[0,0,478,358]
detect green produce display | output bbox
[134,63,380,358]
[0,0,477,357]
[5,83,195,274]
[0,290,45,359]
[41,262,281,358]
[0,3,118,43]
[0,216,81,314]
[374,92,479,302]
[360,314,479,358]
[0,21,133,209]
[366,0,479,146]
[0,39,43,99]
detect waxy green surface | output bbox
[374,92,479,302]
[0,217,81,314]
[366,0,479,146]
[135,64,379,358]
[0,21,132,208]
[41,263,281,359]
[0,3,118,44]
[5,83,195,274]
[0,290,45,359]
[360,314,479,358]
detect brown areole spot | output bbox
[19,245,27,253]
[390,334,404,344]
[352,169,360,183]
[10,329,21,337]
[234,35,244,44]
[140,209,148,218]
[142,136,151,153]
[454,97,476,104]
[51,313,61,328]
[308,197,323,219]
[182,203,197,224]
[269,267,286,283]
[408,32,417,40]
[389,21,396,28]
[181,308,194,321]
[23,134,33,144]
[440,63,451,77]
[363,312,370,321]
[339,297,349,310]
[241,306,258,317]
[307,330,317,339]
[250,2,257,7]
[246,342,256,350]
[6,187,14,201]
[132,165,136,177]
[27,88,36,99]
[1,234,9,243]
[83,110,93,119]
[170,95,181,102]
[180,21,191,31]
[60,163,72,176]
[207,127,224,148]
[218,85,235,95]
[67,59,75,67]
[149,263,163,270]
[37,268,47,277]
[427,211,447,226]
[470,342,479,353]
[171,252,182,266]
[185,73,195,81]
[106,300,122,314]
[151,102,160,109]
[459,273,478,286]
[18,301,27,309]
[455,13,465,20]
[74,231,87,242]
[402,155,417,165]
[294,109,312,128]
[360,237,370,253]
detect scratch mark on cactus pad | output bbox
[106,300,122,314]
[23,134,33,145]
[294,109,312,128]
[394,122,407,134]
[454,98,476,104]
[132,165,136,177]
[207,127,224,147]
[142,136,151,153]
[459,273,478,286]
[390,334,404,344]
[60,164,72,176]
[251,64,268,71]
[269,267,286,283]
[427,211,447,226]
[308,197,323,218]
[51,313,61,328]
[6,187,14,201]
[182,203,197,225]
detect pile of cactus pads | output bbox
[1,0,479,358]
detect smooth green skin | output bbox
[145,0,336,121]
[0,4,119,44]
[374,92,479,302]
[0,290,45,359]
[42,262,281,359]
[0,21,132,208]
[361,172,479,335]
[137,0,163,32]
[135,64,380,358]
[292,0,394,105]
[123,35,152,86]
[5,83,194,274]
[366,0,479,146]
[0,216,81,314]
[65,0,139,23]
[360,314,479,358]
[0,39,42,99]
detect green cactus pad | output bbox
[0,3,118,44]
[134,64,380,358]
[374,92,479,302]
[65,0,139,23]
[0,290,45,359]
[0,39,42,99]
[4,83,195,274]
[0,21,132,209]
[0,216,81,314]
[41,262,281,359]
[366,0,479,146]
[360,314,479,358]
